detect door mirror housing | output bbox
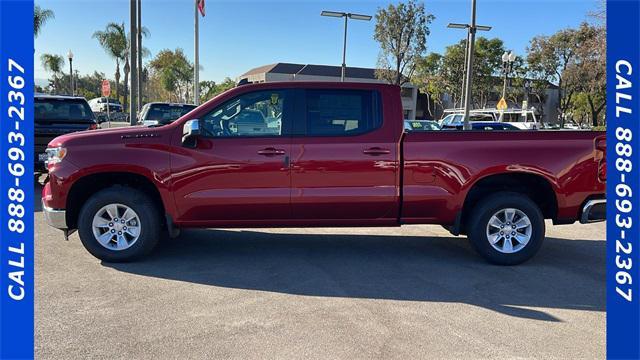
[182,119,201,148]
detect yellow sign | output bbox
[497,98,508,111]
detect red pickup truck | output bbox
[42,82,606,265]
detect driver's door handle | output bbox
[257,148,286,156]
[363,147,391,156]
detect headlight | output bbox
[45,147,67,167]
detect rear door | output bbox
[290,86,401,223]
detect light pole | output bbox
[321,11,372,82]
[448,0,492,130]
[501,51,516,100]
[524,79,532,107]
[129,0,138,125]
[67,50,74,95]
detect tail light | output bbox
[88,123,98,130]
[595,136,606,182]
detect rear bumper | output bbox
[42,199,67,230]
[580,199,606,224]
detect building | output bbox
[238,63,419,120]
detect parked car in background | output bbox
[440,108,541,130]
[138,102,197,126]
[88,97,123,113]
[35,94,97,171]
[442,121,521,131]
[439,112,495,127]
[404,120,441,132]
[43,82,606,265]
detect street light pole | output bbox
[448,0,491,130]
[341,15,348,82]
[321,11,372,82]
[194,0,200,105]
[462,0,477,131]
[129,0,138,125]
[501,51,516,100]
[137,0,142,110]
[67,50,74,95]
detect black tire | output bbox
[466,192,545,265]
[77,186,162,262]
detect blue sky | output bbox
[35,0,599,84]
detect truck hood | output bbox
[48,125,167,148]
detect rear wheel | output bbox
[467,192,545,265]
[77,186,162,262]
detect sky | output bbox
[35,0,599,84]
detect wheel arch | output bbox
[65,170,167,230]
[458,171,559,234]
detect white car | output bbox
[88,97,123,113]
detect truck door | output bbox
[170,89,293,223]
[290,87,400,222]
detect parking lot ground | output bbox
[35,184,605,359]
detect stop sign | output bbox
[101,80,111,97]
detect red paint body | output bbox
[43,82,605,230]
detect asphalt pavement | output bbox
[35,182,606,359]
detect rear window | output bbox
[35,98,94,121]
[304,89,381,136]
[145,104,197,123]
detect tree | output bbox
[373,0,434,85]
[149,48,194,102]
[122,27,150,111]
[93,23,127,105]
[34,5,54,38]
[471,37,506,108]
[568,23,606,126]
[40,54,64,93]
[415,37,506,111]
[413,53,445,118]
[199,77,236,103]
[527,28,580,126]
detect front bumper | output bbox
[580,199,606,224]
[42,199,67,230]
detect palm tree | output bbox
[34,5,54,38]
[40,54,64,93]
[122,27,150,111]
[93,22,127,103]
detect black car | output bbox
[35,95,97,171]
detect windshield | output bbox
[35,98,94,121]
[442,114,463,126]
[144,104,197,123]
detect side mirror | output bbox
[182,119,201,148]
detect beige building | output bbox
[238,63,419,120]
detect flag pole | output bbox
[194,0,200,105]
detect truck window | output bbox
[303,89,381,136]
[35,98,94,121]
[200,90,290,137]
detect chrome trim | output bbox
[580,199,606,224]
[42,199,67,230]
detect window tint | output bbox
[304,89,381,136]
[35,99,94,121]
[201,90,289,137]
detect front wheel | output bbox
[77,186,162,262]
[467,192,545,265]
